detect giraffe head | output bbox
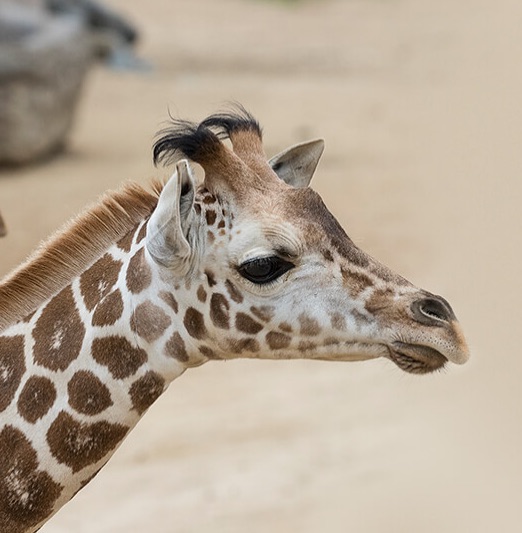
[148,107,469,374]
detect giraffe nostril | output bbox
[411,296,456,326]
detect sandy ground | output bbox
[1,0,521,531]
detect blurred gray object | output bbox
[0,0,142,165]
[0,211,6,237]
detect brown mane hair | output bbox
[0,180,163,332]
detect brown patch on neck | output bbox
[68,371,113,415]
[129,371,165,414]
[92,289,124,327]
[33,287,86,372]
[126,248,152,294]
[130,301,172,343]
[18,376,56,423]
[47,411,128,473]
[0,336,25,412]
[0,181,163,333]
[80,254,123,312]
[92,336,147,379]
[0,426,63,532]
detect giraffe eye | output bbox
[238,256,294,284]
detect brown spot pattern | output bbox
[126,248,152,294]
[205,210,217,225]
[225,280,243,303]
[329,312,346,331]
[92,336,147,379]
[236,313,263,335]
[33,287,86,372]
[80,254,123,312]
[250,306,275,322]
[341,267,374,297]
[266,331,291,350]
[130,371,165,414]
[68,371,113,416]
[364,287,396,315]
[205,270,217,287]
[352,309,372,325]
[47,411,128,473]
[18,376,56,423]
[92,289,124,327]
[136,222,148,243]
[22,310,36,324]
[165,332,189,362]
[210,293,230,329]
[160,291,178,314]
[207,231,215,244]
[322,249,334,262]
[131,302,171,343]
[0,335,25,412]
[199,346,220,359]
[184,308,207,340]
[116,226,137,252]
[229,338,260,354]
[0,426,63,533]
[217,220,226,229]
[279,322,293,333]
[298,314,321,336]
[197,286,207,303]
[299,341,317,351]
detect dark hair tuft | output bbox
[153,104,262,167]
[153,120,222,167]
[200,103,262,140]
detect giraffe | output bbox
[0,106,469,532]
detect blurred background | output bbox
[1,0,521,531]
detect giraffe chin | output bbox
[387,342,448,375]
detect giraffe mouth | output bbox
[387,342,448,374]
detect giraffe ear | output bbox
[146,159,196,273]
[269,139,325,188]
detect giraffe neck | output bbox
[0,221,199,533]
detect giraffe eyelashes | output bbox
[237,256,295,285]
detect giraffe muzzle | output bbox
[384,293,469,374]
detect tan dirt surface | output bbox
[1,0,521,531]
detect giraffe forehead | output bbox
[227,216,302,263]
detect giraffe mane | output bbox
[0,180,164,333]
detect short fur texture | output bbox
[0,181,163,332]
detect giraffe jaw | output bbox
[386,342,448,374]
[302,341,447,374]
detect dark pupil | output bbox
[245,258,272,277]
[238,256,294,284]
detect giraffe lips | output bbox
[387,342,448,374]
